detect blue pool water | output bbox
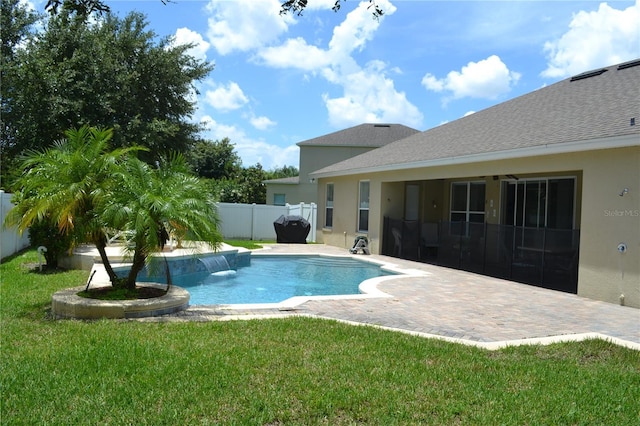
[140,255,392,305]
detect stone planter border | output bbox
[51,283,190,319]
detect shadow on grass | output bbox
[0,247,33,264]
[25,265,72,275]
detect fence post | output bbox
[310,203,317,243]
[251,203,257,241]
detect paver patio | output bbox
[133,243,639,350]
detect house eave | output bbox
[310,134,640,179]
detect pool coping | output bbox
[191,252,430,310]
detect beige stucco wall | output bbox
[577,147,639,308]
[266,145,378,205]
[300,145,375,183]
[266,182,317,206]
[317,145,639,307]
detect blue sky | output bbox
[35,0,640,169]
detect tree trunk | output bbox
[126,249,146,291]
[94,237,118,286]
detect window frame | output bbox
[273,193,286,206]
[357,180,370,233]
[325,183,334,228]
[449,181,486,223]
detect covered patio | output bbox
[382,219,579,293]
[380,173,581,294]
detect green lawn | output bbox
[223,239,268,250]
[2,249,639,425]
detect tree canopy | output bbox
[2,6,212,181]
[5,126,222,289]
[2,0,298,206]
[4,127,142,279]
[187,138,242,180]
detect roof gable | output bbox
[297,123,420,148]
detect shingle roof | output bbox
[312,60,640,177]
[297,123,420,148]
[263,176,300,184]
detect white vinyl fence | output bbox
[1,191,30,260]
[0,197,316,259]
[217,202,317,242]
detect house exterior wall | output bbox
[300,145,376,184]
[316,146,639,308]
[266,145,380,205]
[577,146,639,307]
[266,183,315,206]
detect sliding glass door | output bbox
[502,178,575,230]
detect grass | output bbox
[2,249,640,425]
[224,239,271,250]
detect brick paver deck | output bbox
[138,244,640,350]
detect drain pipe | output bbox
[37,246,47,272]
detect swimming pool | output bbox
[137,255,396,306]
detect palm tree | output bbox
[5,126,138,282]
[103,152,222,290]
[6,125,222,291]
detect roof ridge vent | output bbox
[617,59,640,70]
[570,68,608,82]
[373,124,391,127]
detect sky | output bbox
[31,0,640,169]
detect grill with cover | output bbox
[273,215,310,243]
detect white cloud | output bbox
[204,82,249,112]
[258,37,333,70]
[421,55,521,101]
[172,27,210,62]
[421,74,444,92]
[323,60,423,128]
[302,0,337,11]
[328,0,396,56]
[259,0,397,70]
[250,115,277,130]
[542,1,640,78]
[200,116,298,169]
[206,0,294,55]
[257,0,420,129]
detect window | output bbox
[450,182,486,223]
[273,193,285,206]
[502,178,575,229]
[325,183,334,228]
[358,181,370,232]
